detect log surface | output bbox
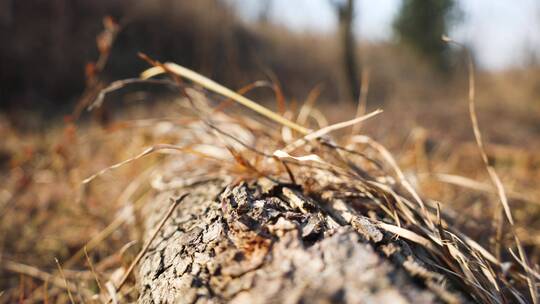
[138,179,460,303]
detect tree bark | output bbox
[137,178,465,303]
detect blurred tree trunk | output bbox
[335,0,360,102]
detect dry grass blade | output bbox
[105,282,118,304]
[428,173,535,205]
[442,35,514,228]
[213,80,272,113]
[54,258,76,304]
[303,109,382,142]
[509,248,540,280]
[84,246,103,295]
[366,180,417,226]
[2,260,80,295]
[273,150,327,164]
[460,234,499,266]
[351,67,371,135]
[65,168,153,269]
[82,144,218,184]
[350,135,433,229]
[88,78,177,111]
[444,35,538,303]
[377,222,435,250]
[283,109,383,153]
[141,62,311,135]
[297,83,323,126]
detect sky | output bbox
[230,0,540,70]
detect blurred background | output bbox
[1,0,540,301]
[1,0,539,146]
[1,0,539,134]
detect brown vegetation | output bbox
[1,1,540,303]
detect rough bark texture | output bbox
[138,179,463,303]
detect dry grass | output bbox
[2,2,540,303]
[1,55,540,303]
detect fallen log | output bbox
[137,179,464,303]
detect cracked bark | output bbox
[138,178,465,303]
